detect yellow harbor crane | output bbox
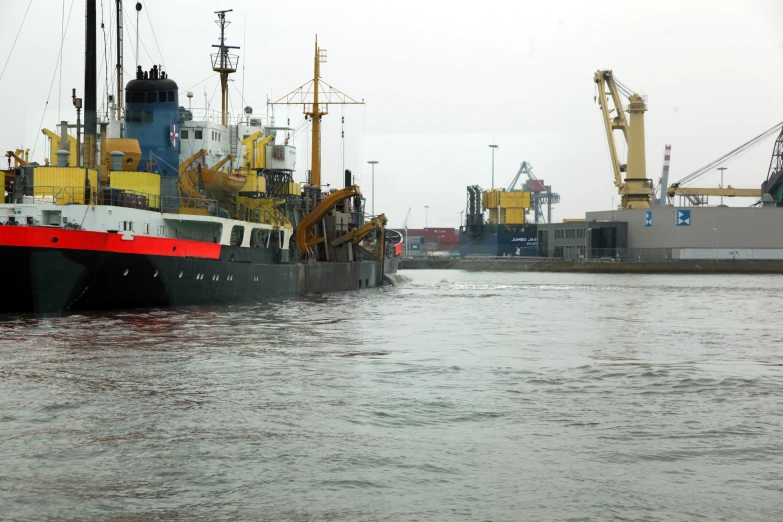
[594,70,654,209]
[665,122,783,205]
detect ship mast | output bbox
[269,36,364,188]
[84,0,98,168]
[115,0,123,120]
[309,37,325,188]
[211,9,239,127]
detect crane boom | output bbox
[667,185,761,199]
[593,70,653,209]
[295,185,361,254]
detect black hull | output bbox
[0,245,400,314]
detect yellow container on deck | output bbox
[110,171,161,208]
[33,167,97,204]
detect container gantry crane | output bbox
[594,70,654,209]
[506,161,560,223]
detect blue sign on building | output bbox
[676,209,691,227]
[644,211,652,227]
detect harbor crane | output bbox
[666,121,783,205]
[594,70,654,209]
[506,161,560,223]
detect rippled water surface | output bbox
[2,270,782,521]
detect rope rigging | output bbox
[30,0,77,160]
[675,121,783,186]
[0,0,34,83]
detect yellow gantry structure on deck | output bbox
[269,36,364,188]
[594,70,654,209]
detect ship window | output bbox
[147,92,157,103]
[195,130,203,140]
[126,110,142,123]
[131,92,144,103]
[168,91,174,102]
[158,91,167,102]
[250,229,268,248]
[181,129,189,140]
[230,225,245,246]
[143,111,154,123]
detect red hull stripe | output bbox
[0,226,221,259]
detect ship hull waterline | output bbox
[0,227,399,314]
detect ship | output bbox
[459,163,560,257]
[0,3,401,314]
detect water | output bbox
[1,270,782,521]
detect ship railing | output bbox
[235,202,289,227]
[160,195,221,217]
[180,108,271,127]
[29,185,222,217]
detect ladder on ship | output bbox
[230,125,238,157]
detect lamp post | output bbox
[717,167,727,206]
[367,160,379,216]
[488,144,499,189]
[425,205,430,228]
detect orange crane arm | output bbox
[331,214,387,247]
[296,185,361,254]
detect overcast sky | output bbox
[2,0,782,228]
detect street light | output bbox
[367,160,379,216]
[425,205,430,228]
[717,167,727,206]
[488,144,499,189]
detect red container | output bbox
[425,228,451,235]
[439,233,460,243]
[527,179,547,192]
[405,228,426,236]
[424,234,441,243]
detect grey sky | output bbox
[2,0,782,229]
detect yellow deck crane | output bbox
[594,70,654,209]
[176,149,211,214]
[5,149,29,167]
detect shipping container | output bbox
[424,234,440,243]
[439,233,460,243]
[405,228,426,237]
[424,228,453,235]
[424,242,439,250]
[406,235,424,244]
[408,243,421,250]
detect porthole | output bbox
[123,268,129,276]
